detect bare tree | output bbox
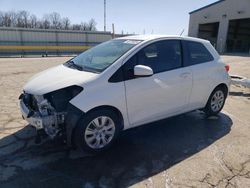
[16,10,29,28]
[79,19,97,31]
[0,11,17,27]
[0,10,98,31]
[1,12,12,27]
[80,19,97,31]
[0,11,2,26]
[87,18,97,31]
[61,17,70,30]
[80,22,88,31]
[36,20,43,29]
[0,11,4,27]
[49,12,61,29]
[30,14,38,28]
[41,15,51,29]
[72,24,81,30]
[9,11,18,27]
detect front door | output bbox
[124,40,192,126]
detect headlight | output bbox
[44,85,83,112]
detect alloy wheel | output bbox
[210,90,225,112]
[84,116,116,149]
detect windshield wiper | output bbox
[81,65,101,74]
[66,60,82,71]
[65,60,101,74]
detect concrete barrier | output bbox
[231,75,250,88]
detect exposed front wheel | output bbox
[74,109,121,153]
[204,87,227,117]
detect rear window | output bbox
[185,41,214,66]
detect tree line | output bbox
[0,10,97,31]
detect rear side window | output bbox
[137,40,182,73]
[184,41,214,66]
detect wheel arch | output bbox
[68,105,124,147]
[203,83,228,116]
[214,83,229,97]
[205,82,229,108]
[85,105,124,130]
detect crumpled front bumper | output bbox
[19,93,84,145]
[19,95,63,130]
[20,99,44,130]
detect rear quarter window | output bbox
[183,40,214,66]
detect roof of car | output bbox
[118,35,209,43]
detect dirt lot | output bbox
[0,56,250,188]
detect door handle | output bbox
[180,72,191,78]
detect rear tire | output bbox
[73,109,121,153]
[204,87,227,117]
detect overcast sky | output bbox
[0,0,217,35]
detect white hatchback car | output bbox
[19,35,231,152]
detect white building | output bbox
[188,0,250,54]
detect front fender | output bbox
[70,82,130,130]
[65,104,85,146]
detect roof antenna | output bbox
[180,29,185,36]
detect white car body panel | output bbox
[21,35,231,132]
[124,66,192,126]
[187,42,230,110]
[24,64,97,95]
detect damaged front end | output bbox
[19,85,83,142]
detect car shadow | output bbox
[0,111,232,188]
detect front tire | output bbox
[74,109,121,153]
[204,87,227,117]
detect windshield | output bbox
[68,39,141,73]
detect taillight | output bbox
[225,65,230,72]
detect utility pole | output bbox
[104,0,106,32]
[112,23,115,38]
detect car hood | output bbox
[24,64,97,95]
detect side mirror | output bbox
[134,65,153,77]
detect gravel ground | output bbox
[0,56,250,188]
